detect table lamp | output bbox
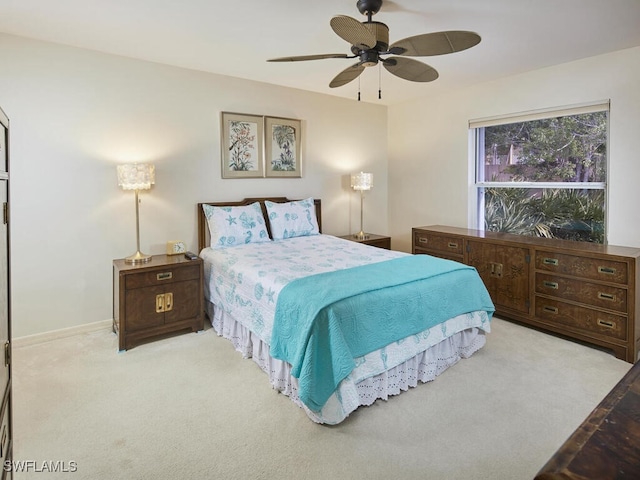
[350,171,373,240]
[117,163,155,264]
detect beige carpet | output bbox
[13,317,630,479]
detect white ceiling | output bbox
[2,0,640,105]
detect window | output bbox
[471,102,609,243]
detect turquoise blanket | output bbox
[270,255,495,412]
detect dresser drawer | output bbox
[536,273,627,313]
[535,250,628,285]
[535,296,627,340]
[414,231,463,256]
[125,264,200,289]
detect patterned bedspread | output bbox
[200,234,405,345]
[200,234,493,416]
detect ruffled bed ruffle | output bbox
[207,301,487,424]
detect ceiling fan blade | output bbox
[267,54,350,62]
[390,31,481,57]
[330,15,377,49]
[382,57,439,82]
[329,63,366,88]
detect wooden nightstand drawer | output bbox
[125,263,200,289]
[535,250,628,285]
[535,296,627,340]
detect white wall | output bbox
[388,46,640,253]
[0,34,389,337]
[4,32,638,338]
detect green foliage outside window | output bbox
[484,188,605,243]
[479,110,607,243]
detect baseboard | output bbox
[13,319,113,347]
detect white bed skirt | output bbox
[207,301,487,424]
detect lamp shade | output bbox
[351,172,373,191]
[117,163,155,190]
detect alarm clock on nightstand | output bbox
[166,240,186,256]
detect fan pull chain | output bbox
[378,64,382,100]
[358,75,361,102]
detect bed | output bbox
[197,197,494,424]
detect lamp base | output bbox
[125,250,153,265]
[353,231,370,241]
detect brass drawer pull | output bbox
[489,262,503,278]
[597,319,615,329]
[448,242,458,249]
[598,292,616,302]
[598,266,616,275]
[543,258,559,266]
[543,281,558,289]
[543,306,558,314]
[157,272,173,281]
[156,294,165,313]
[165,292,173,312]
[155,293,173,313]
[418,237,428,244]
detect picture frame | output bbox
[264,116,302,178]
[221,112,264,178]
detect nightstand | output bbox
[113,254,204,351]
[338,233,391,250]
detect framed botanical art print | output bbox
[221,112,264,178]
[264,116,302,178]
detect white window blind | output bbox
[469,100,610,129]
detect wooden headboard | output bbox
[197,197,322,252]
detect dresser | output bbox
[0,107,12,479]
[412,225,640,363]
[113,254,204,351]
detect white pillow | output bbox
[202,202,271,248]
[265,198,320,240]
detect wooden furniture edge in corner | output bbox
[534,361,640,479]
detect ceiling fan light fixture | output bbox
[360,50,379,67]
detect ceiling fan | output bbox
[267,0,481,97]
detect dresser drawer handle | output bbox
[543,306,558,314]
[543,258,559,266]
[598,266,616,275]
[418,237,428,244]
[448,242,458,249]
[157,272,173,281]
[155,292,173,313]
[543,281,558,289]
[597,292,616,302]
[156,294,165,313]
[164,292,173,312]
[597,319,615,329]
